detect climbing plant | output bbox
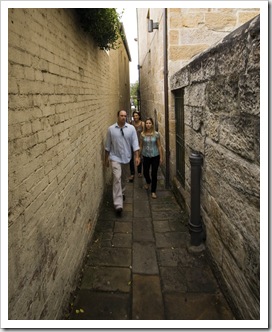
[76,8,124,51]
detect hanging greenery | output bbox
[76,8,124,51]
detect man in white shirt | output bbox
[105,110,140,214]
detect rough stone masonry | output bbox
[170,16,260,319]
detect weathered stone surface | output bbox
[132,243,158,274]
[160,266,187,292]
[69,290,130,320]
[170,66,189,89]
[170,16,260,320]
[87,247,132,267]
[185,125,205,153]
[112,233,132,248]
[221,249,260,319]
[133,217,154,242]
[185,266,219,293]
[204,112,220,142]
[184,82,206,107]
[132,274,164,320]
[170,44,209,62]
[219,115,255,160]
[191,106,204,131]
[239,71,260,116]
[164,292,235,320]
[80,266,131,292]
[155,231,190,249]
[205,12,237,31]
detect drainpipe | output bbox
[163,8,170,189]
[188,151,204,246]
[136,9,141,113]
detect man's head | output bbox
[117,110,127,126]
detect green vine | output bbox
[76,8,124,51]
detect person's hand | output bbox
[135,156,140,167]
[105,158,110,168]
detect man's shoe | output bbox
[116,207,123,215]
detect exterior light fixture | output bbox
[148,19,159,33]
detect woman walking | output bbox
[128,111,145,182]
[139,117,163,199]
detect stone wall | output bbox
[168,8,260,76]
[137,7,259,178]
[8,8,130,319]
[170,16,260,319]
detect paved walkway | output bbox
[65,170,235,320]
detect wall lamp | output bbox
[148,19,159,33]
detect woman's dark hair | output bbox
[133,111,141,120]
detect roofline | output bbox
[120,23,132,62]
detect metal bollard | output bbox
[189,151,204,246]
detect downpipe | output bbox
[188,151,205,247]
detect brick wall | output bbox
[8,8,130,319]
[170,16,260,319]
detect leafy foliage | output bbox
[130,81,139,107]
[76,8,124,51]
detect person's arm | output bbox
[134,149,140,166]
[139,134,143,158]
[105,150,110,167]
[104,128,111,167]
[131,126,140,166]
[156,135,163,165]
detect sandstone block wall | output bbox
[168,8,260,76]
[8,8,130,319]
[137,8,259,178]
[170,16,260,319]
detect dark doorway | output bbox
[174,88,185,187]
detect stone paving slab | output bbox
[81,266,131,292]
[133,201,151,218]
[155,231,190,248]
[185,266,219,293]
[70,290,130,320]
[157,248,188,267]
[164,292,235,320]
[133,217,154,242]
[132,274,164,320]
[152,210,184,220]
[87,247,131,267]
[112,233,132,247]
[114,221,132,233]
[132,242,159,274]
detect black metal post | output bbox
[189,151,204,246]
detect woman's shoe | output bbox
[144,184,149,190]
[151,192,157,199]
[128,175,134,183]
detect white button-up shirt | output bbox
[105,123,139,164]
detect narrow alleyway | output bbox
[64,169,235,320]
